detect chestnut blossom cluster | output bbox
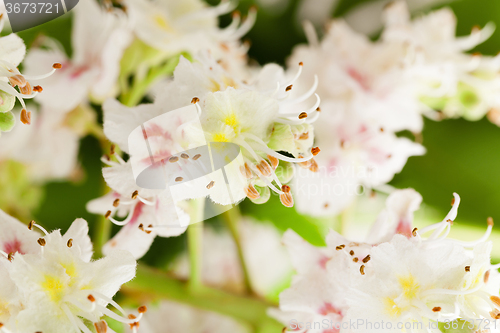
[0,209,142,333]
[289,0,500,217]
[272,190,500,333]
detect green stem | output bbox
[120,55,181,107]
[221,206,253,294]
[187,198,205,291]
[123,265,282,330]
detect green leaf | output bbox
[0,111,15,132]
[240,195,334,246]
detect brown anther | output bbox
[37,238,46,246]
[206,181,215,189]
[28,220,35,230]
[349,250,354,256]
[181,153,189,159]
[256,160,272,176]
[113,198,120,207]
[488,217,494,227]
[380,127,384,132]
[316,107,321,112]
[110,144,116,155]
[231,10,240,18]
[175,177,183,182]
[309,159,319,172]
[451,197,455,206]
[267,155,279,169]
[19,81,33,95]
[9,74,26,87]
[280,185,293,207]
[340,140,345,148]
[132,190,139,199]
[191,97,200,104]
[432,307,441,312]
[360,265,365,275]
[485,270,490,283]
[138,305,147,313]
[7,252,14,262]
[33,85,43,92]
[0,323,3,328]
[490,310,500,320]
[128,314,139,329]
[193,154,201,160]
[324,203,329,208]
[311,147,320,156]
[169,156,179,163]
[298,112,308,119]
[446,219,453,226]
[52,63,62,69]
[336,245,345,251]
[104,154,110,161]
[286,85,293,92]
[138,224,144,231]
[282,327,287,333]
[491,296,500,307]
[298,132,309,140]
[94,320,108,333]
[240,163,252,179]
[88,294,96,302]
[465,266,471,272]
[244,185,260,200]
[353,257,359,263]
[67,239,73,248]
[299,62,303,66]
[362,255,371,263]
[105,210,112,219]
[20,109,31,125]
[145,225,153,234]
[411,227,418,237]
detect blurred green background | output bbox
[7,0,500,266]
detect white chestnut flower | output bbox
[103,54,320,209]
[0,211,144,333]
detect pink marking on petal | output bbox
[129,202,145,227]
[318,302,342,316]
[318,255,330,269]
[347,67,370,91]
[69,65,90,79]
[395,219,412,238]
[3,239,24,254]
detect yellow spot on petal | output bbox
[213,133,229,142]
[384,297,401,318]
[154,15,173,32]
[42,275,66,302]
[224,113,239,133]
[399,275,420,300]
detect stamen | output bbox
[53,63,62,69]
[175,177,183,182]
[308,158,318,172]
[94,321,108,333]
[349,250,354,256]
[336,245,345,250]
[132,190,139,199]
[191,97,200,104]
[67,239,73,248]
[465,266,471,272]
[279,185,293,207]
[181,153,189,159]
[169,156,179,163]
[491,296,500,308]
[267,155,279,169]
[244,184,260,200]
[311,147,320,156]
[240,163,253,179]
[353,257,359,263]
[193,154,201,160]
[432,307,441,312]
[485,270,490,284]
[19,82,32,95]
[37,238,46,246]
[360,265,365,275]
[206,181,215,189]
[113,199,120,207]
[362,255,371,263]
[20,109,31,125]
[298,112,307,119]
[33,85,43,92]
[7,253,13,262]
[29,220,49,236]
[285,85,293,92]
[412,228,418,237]
[256,160,272,177]
[105,211,112,219]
